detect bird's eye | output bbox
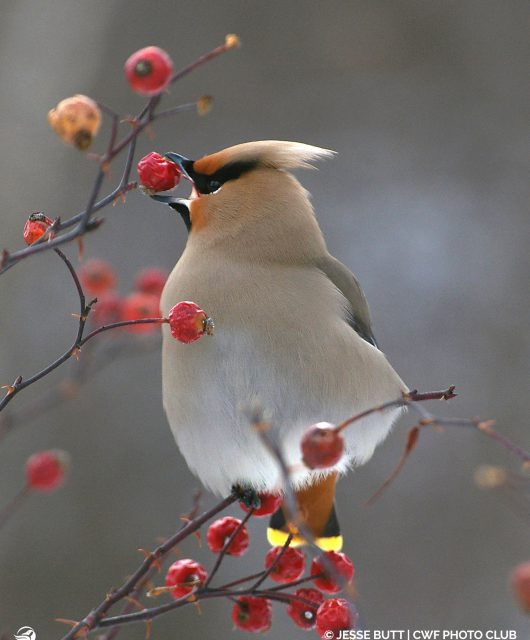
[207,179,222,193]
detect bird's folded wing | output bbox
[315,254,378,348]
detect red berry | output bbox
[137,152,181,193]
[301,422,344,470]
[311,551,355,593]
[168,301,214,344]
[134,267,168,297]
[206,516,249,557]
[315,598,358,639]
[165,559,207,599]
[231,596,272,633]
[25,450,69,492]
[120,292,161,334]
[79,259,117,295]
[264,546,306,583]
[510,561,530,612]
[287,588,324,629]
[91,291,123,325]
[240,492,283,517]
[23,213,53,245]
[125,46,174,96]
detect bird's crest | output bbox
[194,140,335,175]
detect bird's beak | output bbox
[164,152,193,181]
[147,153,199,227]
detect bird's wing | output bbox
[315,254,378,348]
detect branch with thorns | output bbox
[50,388,530,638]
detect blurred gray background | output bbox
[1,0,529,638]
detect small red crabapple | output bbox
[125,46,174,96]
[168,301,214,344]
[78,259,117,295]
[91,291,123,325]
[165,559,207,599]
[240,491,283,517]
[510,561,530,612]
[301,422,344,469]
[206,516,249,557]
[311,551,355,593]
[47,94,101,150]
[23,213,53,245]
[137,152,181,193]
[134,267,168,297]
[25,450,69,492]
[315,598,358,639]
[286,588,324,630]
[231,596,272,633]
[264,546,306,583]
[120,292,161,334]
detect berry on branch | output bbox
[311,551,355,593]
[91,291,123,326]
[25,450,69,492]
[137,152,181,193]
[165,558,208,599]
[301,422,344,469]
[315,598,358,639]
[47,94,101,150]
[134,267,168,298]
[264,546,306,583]
[168,301,214,344]
[240,491,283,517]
[125,46,174,96]
[286,587,324,630]
[121,292,161,334]
[206,516,249,556]
[231,596,272,633]
[79,258,117,295]
[23,213,53,245]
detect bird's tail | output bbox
[267,472,343,551]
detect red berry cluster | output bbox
[78,258,168,334]
[160,498,357,635]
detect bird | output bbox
[153,141,407,551]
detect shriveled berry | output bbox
[125,46,173,96]
[134,267,168,297]
[91,291,123,325]
[48,94,101,150]
[25,450,69,492]
[311,551,355,593]
[265,546,305,583]
[231,596,272,633]
[168,301,214,344]
[165,558,207,599]
[287,588,324,630]
[315,598,358,638]
[510,561,530,612]
[120,292,161,334]
[301,422,344,469]
[137,152,181,193]
[206,516,249,557]
[23,213,53,245]
[240,491,283,517]
[79,259,117,295]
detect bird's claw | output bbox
[231,484,261,509]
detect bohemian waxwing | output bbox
[152,141,407,550]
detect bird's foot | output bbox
[231,484,261,509]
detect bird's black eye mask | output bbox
[183,160,258,195]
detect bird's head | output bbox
[151,141,335,261]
